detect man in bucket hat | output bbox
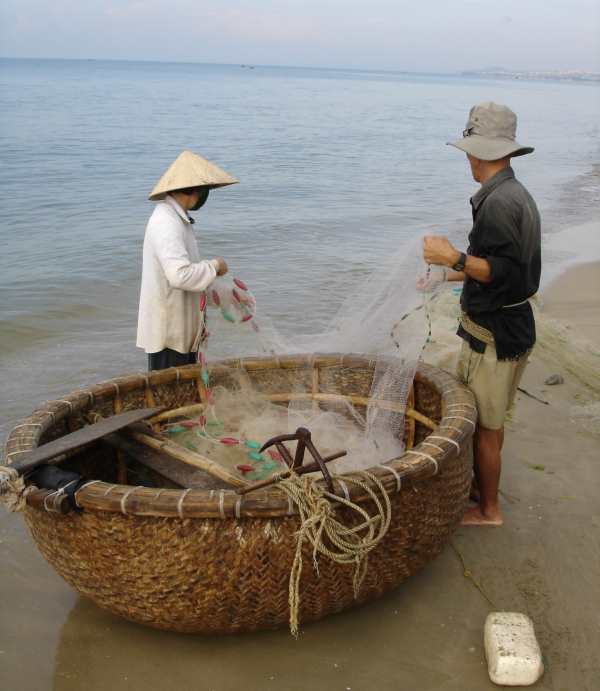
[137,150,238,370]
[422,102,541,526]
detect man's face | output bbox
[467,154,482,183]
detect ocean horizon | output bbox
[3,55,599,81]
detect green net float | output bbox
[244,440,261,449]
[167,425,186,434]
[221,309,236,323]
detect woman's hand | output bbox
[214,257,229,276]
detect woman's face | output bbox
[190,187,210,210]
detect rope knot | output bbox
[0,466,34,512]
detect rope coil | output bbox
[276,470,392,636]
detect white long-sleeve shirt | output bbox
[136,195,218,354]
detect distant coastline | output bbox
[462,68,600,83]
[1,56,599,84]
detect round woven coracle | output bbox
[5,354,476,633]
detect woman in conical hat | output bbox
[137,151,238,371]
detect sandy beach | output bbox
[1,252,599,691]
[542,261,600,343]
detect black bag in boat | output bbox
[28,465,87,513]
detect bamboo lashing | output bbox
[143,379,160,432]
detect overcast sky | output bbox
[1,0,599,72]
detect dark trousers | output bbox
[148,348,197,371]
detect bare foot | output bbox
[461,505,503,526]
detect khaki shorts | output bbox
[456,340,531,430]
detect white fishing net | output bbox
[166,237,442,481]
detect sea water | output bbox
[1,58,599,439]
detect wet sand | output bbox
[1,265,600,691]
[542,260,600,344]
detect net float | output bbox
[211,290,220,306]
[220,437,239,446]
[236,465,254,474]
[199,294,207,311]
[233,278,248,291]
[248,451,264,462]
[232,289,241,303]
[180,420,198,429]
[221,310,236,323]
[241,314,253,322]
[244,440,261,449]
[166,425,185,434]
[198,352,207,368]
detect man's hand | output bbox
[214,257,228,276]
[423,236,461,268]
[423,237,492,283]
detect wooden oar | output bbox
[6,408,164,476]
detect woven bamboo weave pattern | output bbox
[7,355,476,633]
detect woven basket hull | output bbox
[9,356,475,633]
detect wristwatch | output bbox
[452,252,467,272]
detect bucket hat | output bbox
[148,150,238,201]
[447,102,534,161]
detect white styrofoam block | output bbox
[484,612,544,686]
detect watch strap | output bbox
[452,252,467,272]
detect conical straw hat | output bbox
[148,150,238,200]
